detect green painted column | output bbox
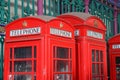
[0,36,4,80]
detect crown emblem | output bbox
[94,20,98,27]
[22,21,27,27]
[60,22,63,28]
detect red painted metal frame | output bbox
[57,12,108,80]
[4,16,76,80]
[108,34,120,80]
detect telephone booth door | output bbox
[5,40,42,80]
[111,55,120,80]
[47,18,76,80]
[50,41,75,80]
[90,45,106,80]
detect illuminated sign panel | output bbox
[10,27,41,37]
[50,28,72,38]
[87,30,103,39]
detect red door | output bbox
[90,45,107,80]
[49,39,75,80]
[5,40,43,80]
[111,55,120,80]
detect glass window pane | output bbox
[14,47,32,58]
[117,74,120,80]
[96,64,100,74]
[14,74,32,80]
[101,64,103,75]
[14,61,32,72]
[34,74,36,80]
[10,61,12,72]
[34,60,36,72]
[96,50,99,62]
[34,46,36,58]
[10,48,12,59]
[54,60,69,72]
[92,50,95,62]
[70,49,72,59]
[100,51,103,62]
[56,47,69,59]
[54,74,72,80]
[92,64,95,74]
[116,57,120,64]
[116,66,120,74]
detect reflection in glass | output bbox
[54,60,69,72]
[55,47,69,59]
[92,77,100,80]
[14,61,32,72]
[9,74,12,80]
[54,74,72,80]
[14,75,32,80]
[14,47,32,58]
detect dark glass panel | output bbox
[116,57,120,64]
[34,60,36,72]
[96,50,99,62]
[92,64,95,74]
[100,51,103,62]
[10,48,12,59]
[55,47,69,59]
[92,50,95,62]
[14,47,32,59]
[34,46,36,58]
[10,61,12,72]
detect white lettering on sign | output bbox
[50,28,72,38]
[87,30,103,39]
[112,44,120,49]
[10,27,41,37]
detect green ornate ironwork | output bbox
[89,0,114,40]
[0,36,4,80]
[43,0,85,16]
[0,0,36,25]
[0,0,116,40]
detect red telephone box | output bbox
[58,12,108,80]
[108,35,120,80]
[4,16,76,80]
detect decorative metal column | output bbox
[37,0,43,15]
[114,0,118,35]
[85,0,89,13]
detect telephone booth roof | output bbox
[57,12,106,31]
[108,34,120,43]
[5,15,55,41]
[47,18,75,39]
